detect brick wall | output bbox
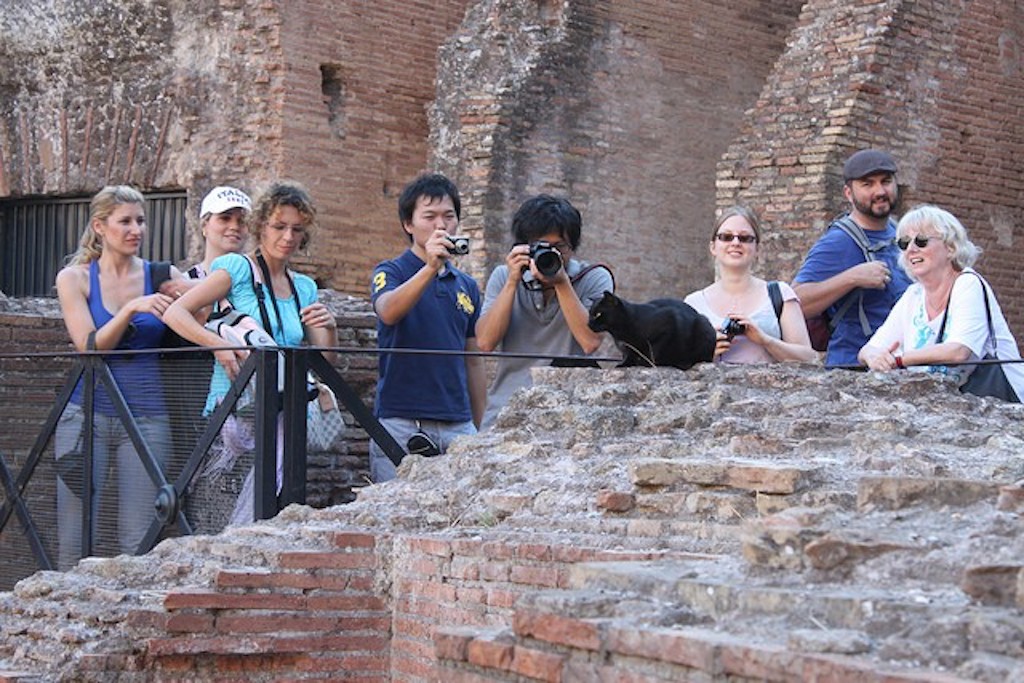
[142,532,391,679]
[4,0,1018,329]
[274,0,476,292]
[0,0,474,293]
[50,529,686,681]
[432,0,806,301]
[717,0,1024,333]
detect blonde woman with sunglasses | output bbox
[684,206,816,364]
[858,205,1023,400]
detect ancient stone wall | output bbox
[0,0,473,291]
[4,0,1018,331]
[717,0,1024,333]
[430,0,806,300]
[1,365,1022,681]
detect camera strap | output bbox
[251,250,302,343]
[571,262,615,290]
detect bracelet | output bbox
[894,355,905,369]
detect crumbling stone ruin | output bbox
[1,364,1022,681]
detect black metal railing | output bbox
[0,345,403,587]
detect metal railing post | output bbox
[281,348,308,508]
[253,349,278,521]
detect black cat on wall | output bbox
[587,291,716,370]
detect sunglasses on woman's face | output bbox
[897,235,933,250]
[715,232,757,244]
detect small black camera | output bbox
[446,235,470,255]
[721,318,745,340]
[530,241,563,277]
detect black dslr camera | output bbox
[721,318,746,340]
[446,235,470,255]
[529,241,563,277]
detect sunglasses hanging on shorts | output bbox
[897,235,933,250]
[406,421,441,458]
[715,232,757,244]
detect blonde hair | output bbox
[896,205,981,278]
[68,185,146,265]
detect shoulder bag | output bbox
[937,272,1019,403]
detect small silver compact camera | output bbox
[446,236,470,255]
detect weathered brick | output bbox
[514,609,601,651]
[434,627,476,662]
[278,551,376,570]
[466,634,515,671]
[510,645,564,682]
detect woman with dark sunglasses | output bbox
[858,205,1023,400]
[684,206,816,364]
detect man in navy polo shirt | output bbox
[793,149,911,367]
[369,173,485,482]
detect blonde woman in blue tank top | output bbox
[54,185,186,569]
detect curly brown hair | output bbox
[250,181,317,251]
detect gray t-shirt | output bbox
[480,260,613,429]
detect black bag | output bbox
[962,358,1020,402]
[937,272,1020,403]
[149,261,192,351]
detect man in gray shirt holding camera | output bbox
[475,195,613,429]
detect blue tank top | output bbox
[70,260,166,417]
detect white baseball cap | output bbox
[199,186,252,218]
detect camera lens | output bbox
[530,243,563,277]
[446,236,470,255]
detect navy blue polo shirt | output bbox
[795,218,910,366]
[371,249,481,421]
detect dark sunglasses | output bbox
[715,232,757,244]
[407,431,441,458]
[897,235,933,251]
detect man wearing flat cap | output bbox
[793,149,911,366]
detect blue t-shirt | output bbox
[371,249,480,422]
[795,218,910,366]
[204,253,318,414]
[71,260,166,417]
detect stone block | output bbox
[858,477,1000,511]
[804,532,914,571]
[596,489,636,512]
[630,458,815,494]
[961,565,1022,606]
[787,628,872,655]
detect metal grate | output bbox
[0,192,188,297]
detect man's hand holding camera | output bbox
[422,229,458,271]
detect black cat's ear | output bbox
[602,290,614,300]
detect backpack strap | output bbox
[767,281,783,322]
[828,215,891,337]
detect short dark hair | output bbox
[397,173,461,234]
[511,195,582,249]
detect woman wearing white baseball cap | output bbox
[191,186,252,280]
